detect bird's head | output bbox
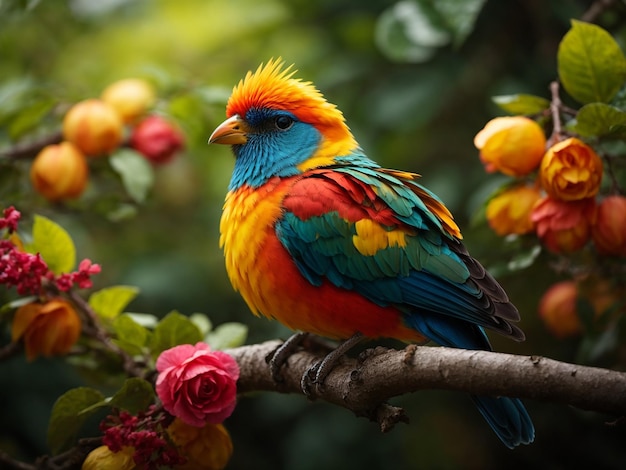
[209,59,358,188]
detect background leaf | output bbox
[375,1,450,63]
[30,214,75,274]
[110,149,155,203]
[206,322,248,350]
[88,285,140,320]
[189,312,213,336]
[574,102,626,137]
[557,20,626,104]
[507,245,542,272]
[113,313,150,355]
[375,0,486,63]
[47,387,105,454]
[150,311,202,358]
[432,0,487,46]
[8,97,55,140]
[492,94,550,115]
[108,378,154,414]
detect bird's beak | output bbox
[208,115,248,145]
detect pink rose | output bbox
[156,342,239,427]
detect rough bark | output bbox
[226,340,626,431]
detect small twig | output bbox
[0,450,35,470]
[581,0,616,23]
[0,131,63,160]
[548,81,564,146]
[0,341,23,361]
[67,289,146,379]
[39,437,102,470]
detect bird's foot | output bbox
[301,332,364,398]
[265,332,310,383]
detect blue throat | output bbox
[228,110,323,190]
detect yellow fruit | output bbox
[30,142,88,201]
[101,78,155,123]
[63,99,123,156]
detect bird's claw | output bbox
[300,361,326,398]
[300,332,365,397]
[265,332,309,383]
[268,332,365,396]
[300,362,317,397]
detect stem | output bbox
[548,81,564,145]
[0,341,23,361]
[0,131,63,160]
[581,0,616,23]
[67,289,147,379]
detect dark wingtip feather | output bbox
[451,241,526,341]
[494,300,521,322]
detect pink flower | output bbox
[156,342,239,427]
[0,209,100,294]
[1,244,49,295]
[0,206,21,232]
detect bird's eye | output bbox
[275,115,294,130]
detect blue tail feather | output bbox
[471,395,535,448]
[404,312,535,447]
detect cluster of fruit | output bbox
[474,116,625,338]
[475,116,625,257]
[30,78,184,201]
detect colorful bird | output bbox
[209,59,534,448]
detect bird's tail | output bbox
[470,395,535,449]
[404,312,534,447]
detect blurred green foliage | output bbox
[1,0,626,468]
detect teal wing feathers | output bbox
[276,158,524,345]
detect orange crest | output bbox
[226,59,353,144]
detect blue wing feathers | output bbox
[403,309,491,350]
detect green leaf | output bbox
[574,102,626,137]
[375,0,486,62]
[108,378,155,414]
[78,378,155,416]
[375,0,450,63]
[110,149,154,203]
[577,326,619,364]
[507,245,542,272]
[9,97,55,140]
[30,215,75,274]
[0,78,36,126]
[189,312,212,336]
[0,296,37,318]
[106,203,138,222]
[150,311,202,358]
[88,285,140,320]
[206,322,248,350]
[492,94,550,115]
[557,20,626,104]
[431,0,487,46]
[47,387,105,454]
[126,312,159,329]
[113,314,149,354]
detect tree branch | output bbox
[0,131,62,160]
[226,341,626,432]
[581,0,616,23]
